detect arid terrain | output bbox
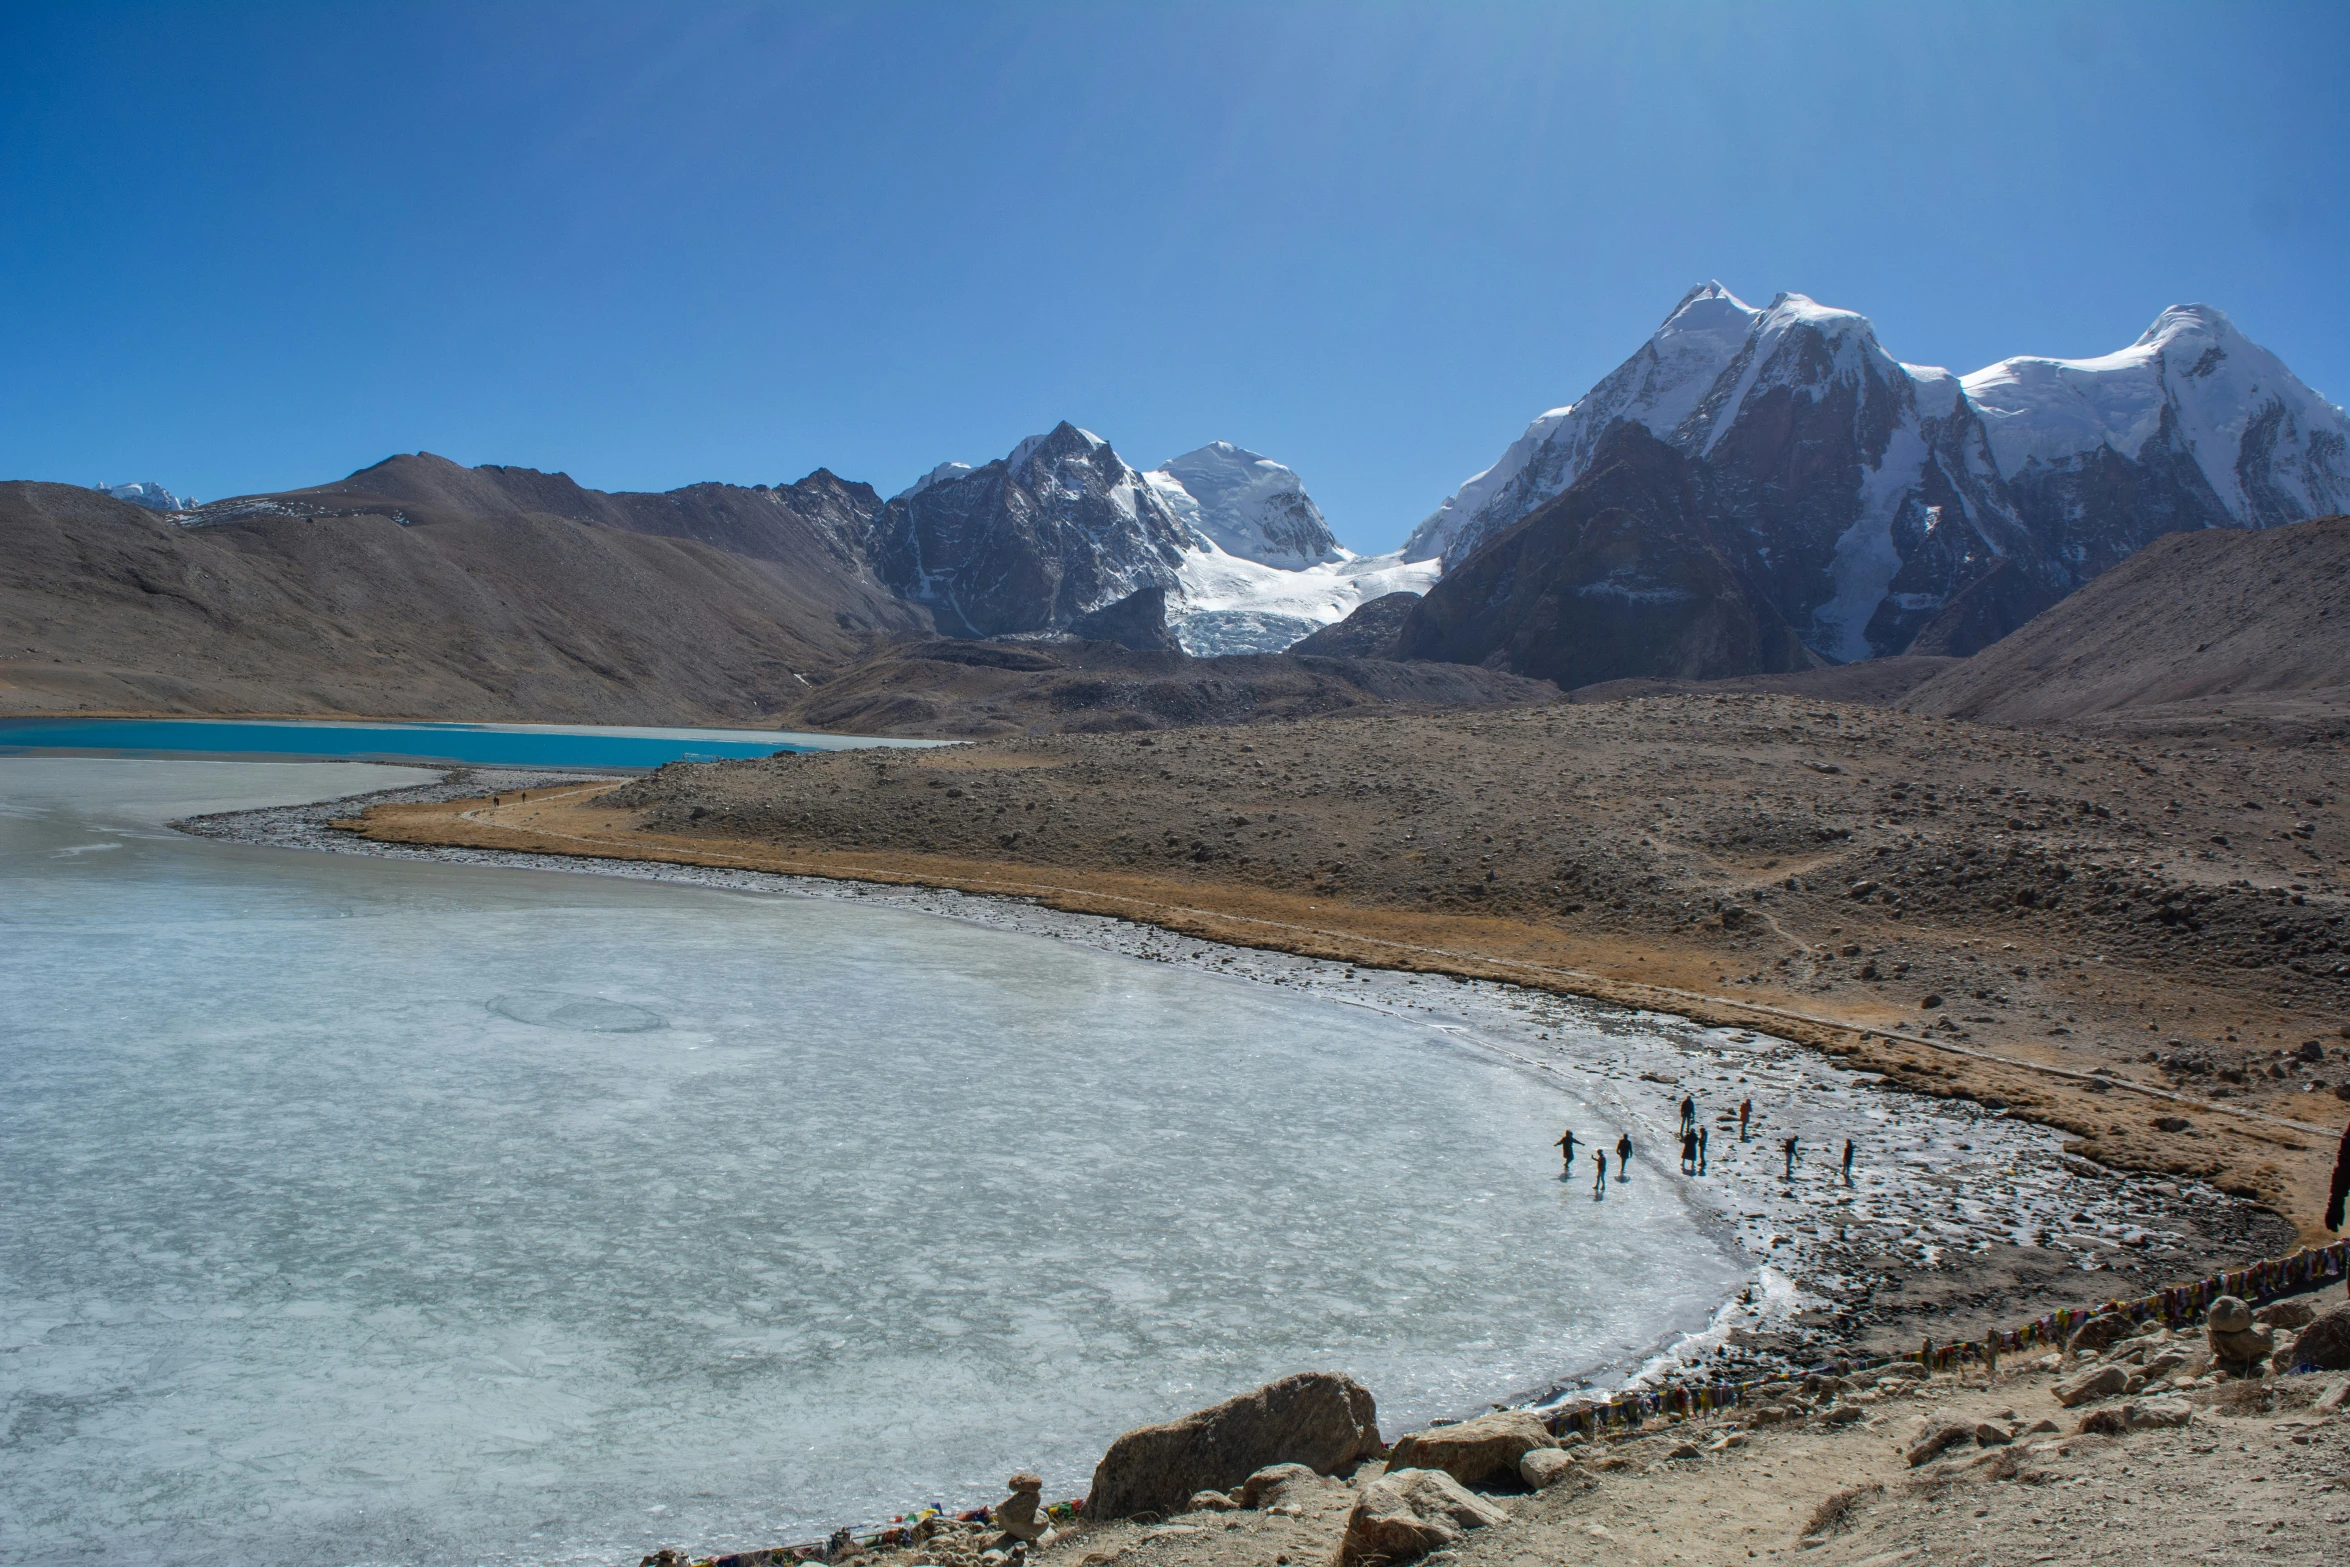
[1058,1351,2349,1567]
[346,690,2350,1238]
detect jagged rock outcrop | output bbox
[1069,584,1180,652]
[1287,592,1423,659]
[866,423,1193,639]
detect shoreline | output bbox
[182,767,2298,1383]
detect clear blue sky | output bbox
[5,2,2345,552]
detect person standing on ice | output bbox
[1680,1128,1699,1172]
[1679,1095,1696,1135]
[1555,1127,1577,1174]
[1842,1139,1856,1187]
[1698,1125,1709,1173]
[1781,1135,1799,1180]
[1739,1098,1753,1141]
[1592,1147,1607,1196]
[1616,1132,1633,1178]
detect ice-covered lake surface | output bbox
[0,759,1747,1567]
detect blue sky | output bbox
[4,2,2345,552]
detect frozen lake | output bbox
[0,759,1746,1567]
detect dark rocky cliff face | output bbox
[864,423,1193,639]
[1397,424,1818,688]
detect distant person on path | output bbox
[1698,1126,1709,1173]
[1782,1135,1799,1180]
[1555,1128,1577,1174]
[1739,1099,1752,1141]
[1616,1132,1633,1177]
[2326,1120,2350,1296]
[1842,1139,1856,1187]
[1679,1095,1696,1135]
[1593,1149,1607,1196]
[1680,1128,1699,1172]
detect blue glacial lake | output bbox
[0,716,948,770]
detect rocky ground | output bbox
[342,693,2350,1228]
[648,1296,2350,1567]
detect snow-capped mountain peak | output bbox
[1404,281,1761,564]
[1961,303,2350,526]
[1148,442,1341,569]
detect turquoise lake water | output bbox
[0,716,945,770]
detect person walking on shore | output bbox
[1592,1148,1607,1196]
[1739,1099,1752,1141]
[1680,1128,1699,1173]
[1616,1132,1633,1178]
[2326,1119,2350,1298]
[1782,1134,1799,1180]
[1679,1095,1696,1135]
[1698,1125,1709,1173]
[1555,1128,1577,1175]
[1842,1139,1856,1187]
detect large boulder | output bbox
[2290,1306,2350,1371]
[2053,1365,2128,1407]
[1383,1410,1557,1488]
[1084,1373,1383,1521]
[1334,1468,1510,1567]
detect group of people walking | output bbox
[1554,1092,1857,1193]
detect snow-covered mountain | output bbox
[1404,282,1758,568]
[868,428,1433,653]
[1962,304,2350,576]
[1144,443,1341,568]
[98,480,195,512]
[1414,285,2350,663]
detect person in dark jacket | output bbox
[2329,1121,2350,1299]
[1555,1128,1577,1174]
[2327,1120,2350,1234]
[1616,1132,1633,1177]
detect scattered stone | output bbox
[1800,1483,1883,1538]
[1333,1468,1510,1567]
[1877,1362,1929,1383]
[2053,1365,2129,1407]
[2125,1398,2193,1429]
[2312,1380,2350,1413]
[1907,1422,1976,1466]
[2067,1313,2139,1358]
[1667,1442,1701,1459]
[1973,1422,2014,1446]
[2254,1298,2316,1329]
[1823,1405,1868,1426]
[1518,1448,1580,1489]
[1383,1409,1556,1488]
[1084,1372,1383,1521]
[1187,1491,1238,1513]
[1237,1464,1323,1510]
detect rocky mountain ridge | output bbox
[1410,285,2350,664]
